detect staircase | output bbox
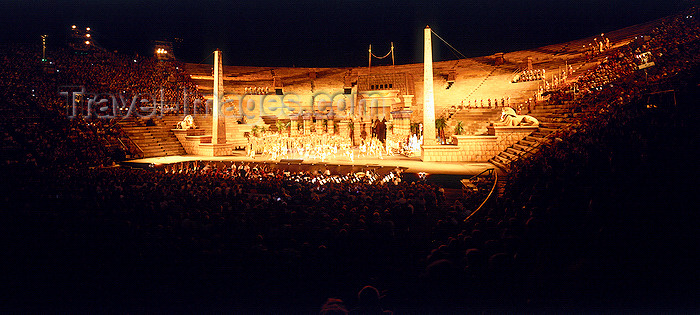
[118,116,187,158]
[488,102,581,172]
[461,67,500,105]
[527,102,584,125]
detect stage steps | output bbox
[118,116,187,158]
[488,102,578,172]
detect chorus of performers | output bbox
[246,133,353,161]
[460,97,511,109]
[245,131,403,161]
[513,69,546,83]
[244,86,270,95]
[400,134,422,157]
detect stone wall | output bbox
[421,125,537,162]
[450,135,499,161]
[421,145,463,162]
[488,125,539,152]
[173,129,205,154]
[172,129,233,156]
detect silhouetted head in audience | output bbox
[320,298,348,315]
[356,285,390,314]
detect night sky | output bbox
[1,0,691,67]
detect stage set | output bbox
[126,27,547,179]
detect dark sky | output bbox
[1,0,692,67]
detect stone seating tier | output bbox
[118,117,187,158]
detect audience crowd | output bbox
[414,7,700,310]
[0,42,207,165]
[3,156,493,312]
[0,45,117,167]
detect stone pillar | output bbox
[327,119,335,135]
[527,57,533,71]
[303,114,312,135]
[364,122,371,140]
[422,26,437,146]
[402,94,414,110]
[316,118,324,135]
[391,110,412,139]
[290,115,299,136]
[338,119,350,139]
[495,52,505,65]
[212,49,226,144]
[353,119,362,145]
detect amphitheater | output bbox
[3,6,699,313]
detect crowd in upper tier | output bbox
[0,42,210,165]
[0,45,115,167]
[51,47,204,109]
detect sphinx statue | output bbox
[495,107,539,127]
[176,115,197,130]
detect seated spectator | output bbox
[351,285,392,315]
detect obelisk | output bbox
[212,49,226,144]
[422,26,437,146]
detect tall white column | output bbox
[212,49,226,144]
[422,26,437,146]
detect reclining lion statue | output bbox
[176,115,197,130]
[495,107,539,127]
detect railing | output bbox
[117,135,144,158]
[116,127,144,159]
[459,67,500,108]
[106,118,145,159]
[437,106,459,122]
[462,168,497,223]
